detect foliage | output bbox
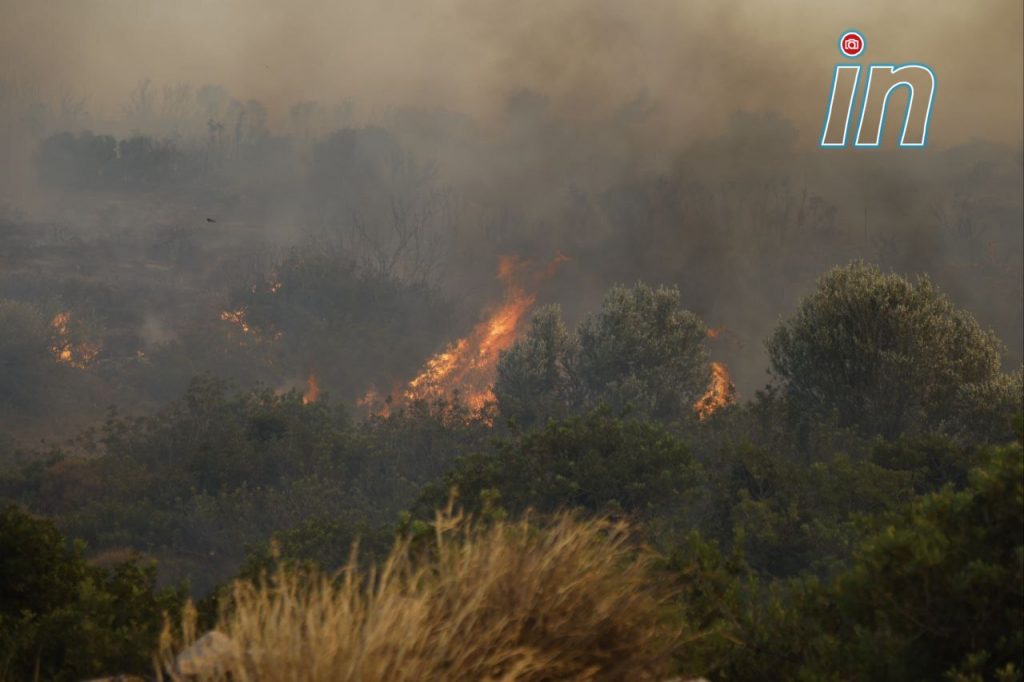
[493,304,579,427]
[667,444,1024,682]
[767,261,1010,439]
[814,444,1024,680]
[0,504,184,682]
[417,407,700,525]
[158,508,678,681]
[37,131,184,189]
[495,283,709,426]
[1,377,490,594]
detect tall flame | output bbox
[363,253,568,414]
[693,361,735,420]
[302,372,320,404]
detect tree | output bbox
[493,305,578,427]
[494,283,709,426]
[767,261,1009,440]
[0,505,183,681]
[577,283,709,419]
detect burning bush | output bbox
[158,508,679,681]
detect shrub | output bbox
[158,508,679,681]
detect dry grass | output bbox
[157,506,679,681]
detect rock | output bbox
[175,630,240,677]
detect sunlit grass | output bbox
[157,505,679,681]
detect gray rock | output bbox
[175,630,240,677]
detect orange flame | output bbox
[361,253,568,415]
[706,325,725,339]
[693,361,735,420]
[302,373,320,404]
[357,386,390,417]
[220,307,282,342]
[50,311,99,368]
[220,308,253,335]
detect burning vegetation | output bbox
[693,361,736,420]
[219,308,253,336]
[220,307,282,343]
[302,373,320,404]
[362,253,569,414]
[49,311,100,369]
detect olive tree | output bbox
[496,283,709,425]
[494,305,578,426]
[576,283,708,420]
[767,261,1010,440]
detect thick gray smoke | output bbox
[0,0,1020,403]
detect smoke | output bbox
[0,0,1020,400]
[1,0,1020,146]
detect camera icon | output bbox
[839,31,865,58]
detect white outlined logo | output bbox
[820,32,935,148]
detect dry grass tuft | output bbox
[157,506,679,681]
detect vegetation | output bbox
[768,261,1017,440]
[0,505,184,681]
[0,88,1021,679]
[158,509,677,681]
[495,283,709,426]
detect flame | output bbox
[220,308,253,335]
[49,311,99,368]
[302,373,320,404]
[357,386,391,418]
[693,361,735,420]
[249,272,283,295]
[220,307,282,341]
[361,253,568,415]
[706,325,725,339]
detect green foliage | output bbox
[817,444,1024,680]
[493,305,578,427]
[0,505,183,681]
[672,444,1024,681]
[768,261,1009,440]
[2,377,490,595]
[576,283,709,419]
[418,407,700,524]
[495,283,708,426]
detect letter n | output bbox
[855,64,936,147]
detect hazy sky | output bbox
[1,0,1021,146]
